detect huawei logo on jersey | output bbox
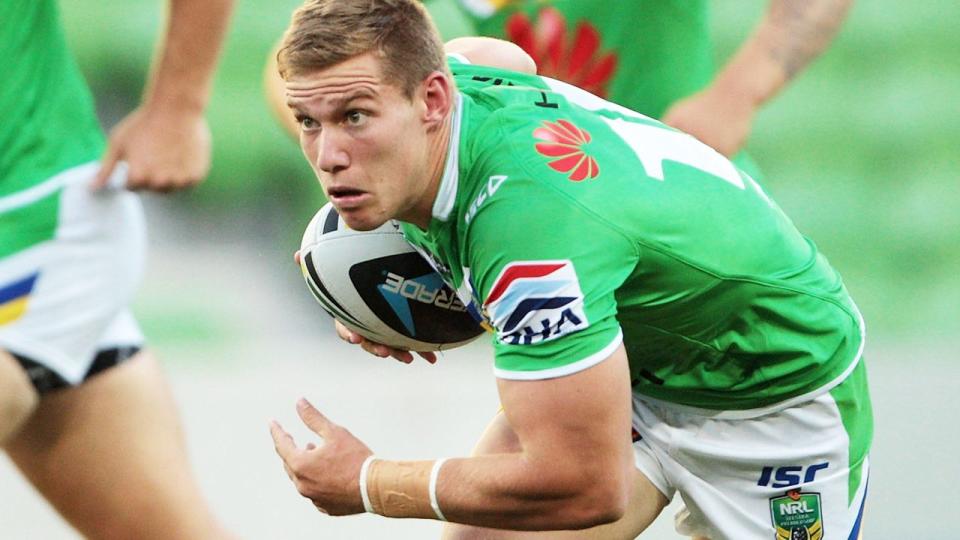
[534,120,600,182]
[504,7,617,97]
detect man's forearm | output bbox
[713,0,854,108]
[144,0,234,113]
[364,452,627,530]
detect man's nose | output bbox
[317,131,349,174]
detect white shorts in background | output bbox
[0,162,145,389]
[631,362,871,540]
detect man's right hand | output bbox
[333,320,437,365]
[294,250,437,365]
[92,105,212,192]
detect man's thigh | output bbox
[441,411,669,540]
[634,363,872,540]
[4,350,228,540]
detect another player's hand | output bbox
[270,399,371,515]
[334,320,438,365]
[92,105,212,192]
[661,85,757,158]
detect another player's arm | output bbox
[444,37,536,74]
[271,345,634,529]
[662,0,854,156]
[265,41,301,140]
[266,37,536,141]
[94,0,235,190]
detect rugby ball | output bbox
[299,203,484,351]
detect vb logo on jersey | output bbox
[484,260,588,345]
[534,120,601,182]
[770,490,823,540]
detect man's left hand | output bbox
[270,398,372,515]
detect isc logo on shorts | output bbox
[757,462,829,489]
[484,260,588,345]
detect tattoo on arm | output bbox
[767,0,854,78]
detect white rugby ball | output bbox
[299,203,484,351]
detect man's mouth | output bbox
[327,187,369,207]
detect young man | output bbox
[0,1,235,538]
[269,1,871,538]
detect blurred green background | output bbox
[60,0,958,345]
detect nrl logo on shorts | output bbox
[770,490,823,540]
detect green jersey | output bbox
[443,0,713,119]
[0,0,105,198]
[401,58,864,411]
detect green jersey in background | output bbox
[0,0,106,258]
[0,0,105,197]
[402,58,863,412]
[426,0,762,179]
[442,0,713,119]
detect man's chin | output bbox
[337,209,387,232]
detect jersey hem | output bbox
[0,161,98,214]
[635,303,866,419]
[493,328,623,380]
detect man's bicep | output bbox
[497,344,634,473]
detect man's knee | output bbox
[0,350,39,443]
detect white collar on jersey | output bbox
[431,92,464,222]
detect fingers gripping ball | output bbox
[299,203,484,351]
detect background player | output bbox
[434,0,854,159]
[268,1,871,538]
[0,1,236,538]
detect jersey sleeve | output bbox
[463,133,638,380]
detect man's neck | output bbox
[411,110,455,230]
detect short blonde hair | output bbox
[277,0,447,98]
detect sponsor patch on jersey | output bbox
[484,260,588,345]
[769,490,823,540]
[534,120,600,181]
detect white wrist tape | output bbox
[429,458,448,521]
[359,455,377,514]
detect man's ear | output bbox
[421,71,453,128]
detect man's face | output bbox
[285,53,435,231]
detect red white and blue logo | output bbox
[484,260,588,345]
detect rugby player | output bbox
[0,1,236,538]
[268,1,871,538]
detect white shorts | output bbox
[632,362,871,540]
[0,162,145,391]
